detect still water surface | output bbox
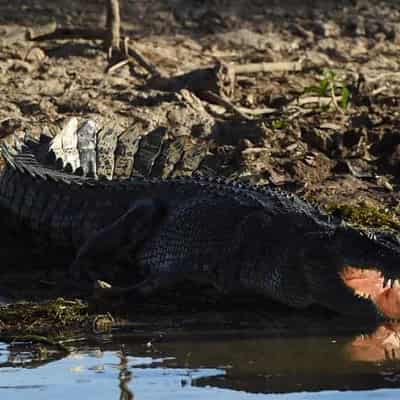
[0,327,400,399]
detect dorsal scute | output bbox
[48,117,99,177]
[0,122,94,185]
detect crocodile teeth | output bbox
[383,276,389,287]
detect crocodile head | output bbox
[304,226,400,321]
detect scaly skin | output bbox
[1,123,400,321]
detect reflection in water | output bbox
[118,345,134,400]
[346,323,400,362]
[0,324,400,398]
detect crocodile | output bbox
[1,118,400,321]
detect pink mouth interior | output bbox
[340,266,400,319]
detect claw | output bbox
[95,280,113,290]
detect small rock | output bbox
[239,138,254,150]
[39,78,65,97]
[289,23,314,41]
[167,108,184,127]
[387,143,400,170]
[267,169,287,185]
[92,313,115,334]
[304,153,316,167]
[214,29,270,50]
[301,128,333,154]
[17,99,41,115]
[376,176,394,192]
[243,93,255,107]
[344,15,366,37]
[9,60,34,73]
[321,21,340,38]
[0,118,22,138]
[241,147,270,163]
[285,143,298,152]
[25,47,46,63]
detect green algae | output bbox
[0,298,90,336]
[0,298,94,358]
[325,202,400,232]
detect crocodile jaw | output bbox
[340,266,400,320]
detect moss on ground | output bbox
[325,201,400,232]
[0,298,90,336]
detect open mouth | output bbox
[340,266,400,320]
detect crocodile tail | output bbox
[44,117,138,180]
[1,115,210,182]
[44,116,210,180]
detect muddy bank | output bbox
[0,0,400,336]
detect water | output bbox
[1,325,400,399]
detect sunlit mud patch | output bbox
[346,323,400,362]
[339,266,400,319]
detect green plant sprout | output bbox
[304,69,351,111]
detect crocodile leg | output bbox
[69,199,166,282]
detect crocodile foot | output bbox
[93,278,161,300]
[69,199,166,282]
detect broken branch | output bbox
[105,0,121,57]
[234,59,304,75]
[127,42,162,77]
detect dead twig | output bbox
[29,27,105,42]
[106,58,129,74]
[127,42,162,78]
[234,59,304,75]
[236,106,277,116]
[204,91,252,120]
[289,96,340,107]
[204,91,276,120]
[121,36,129,58]
[105,0,121,60]
[28,1,124,64]
[371,86,389,96]
[148,62,235,98]
[330,80,345,115]
[148,58,305,102]
[286,107,316,120]
[365,72,400,83]
[26,22,57,40]
[28,24,159,78]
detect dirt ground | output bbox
[0,1,399,201]
[0,0,400,213]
